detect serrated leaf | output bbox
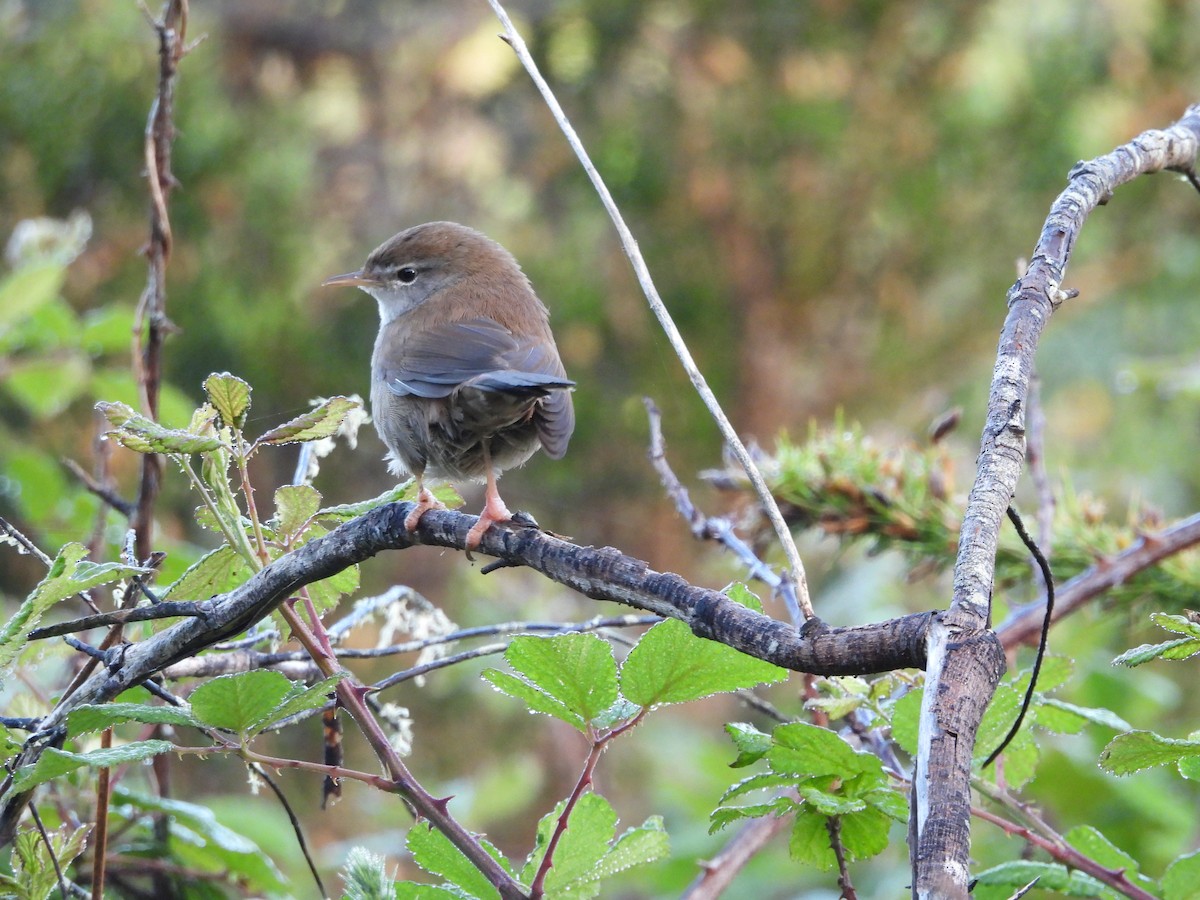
[7,822,90,900]
[1114,638,1200,667]
[97,401,225,454]
[189,670,294,734]
[1163,850,1200,900]
[585,816,669,882]
[796,783,866,816]
[483,669,583,730]
[718,772,798,806]
[524,793,612,891]
[315,481,426,522]
[724,582,764,613]
[767,721,861,778]
[1150,612,1200,638]
[204,372,252,427]
[408,821,503,900]
[709,798,794,834]
[255,395,361,445]
[10,740,173,792]
[1099,730,1200,775]
[890,687,921,755]
[839,806,892,861]
[67,702,198,737]
[495,634,619,728]
[620,618,786,707]
[864,786,908,822]
[274,484,322,541]
[163,545,253,601]
[725,721,772,768]
[804,694,866,720]
[248,673,345,736]
[788,811,836,870]
[972,860,1106,895]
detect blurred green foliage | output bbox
[3,0,1200,896]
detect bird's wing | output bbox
[378,317,574,400]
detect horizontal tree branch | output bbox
[0,499,931,844]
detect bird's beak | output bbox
[322,270,378,288]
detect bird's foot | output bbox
[404,487,446,532]
[464,492,515,554]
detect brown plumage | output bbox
[324,222,574,550]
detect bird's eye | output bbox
[397,266,418,284]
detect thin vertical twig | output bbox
[131,0,187,564]
[485,0,814,621]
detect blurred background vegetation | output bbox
[2,0,1200,896]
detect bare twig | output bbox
[485,0,813,621]
[683,797,794,900]
[645,398,802,625]
[131,0,187,564]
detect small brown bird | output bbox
[323,222,575,549]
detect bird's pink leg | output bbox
[465,447,511,551]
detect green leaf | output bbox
[788,810,836,871]
[274,483,322,541]
[97,401,225,455]
[483,669,583,730]
[483,634,619,732]
[1150,611,1200,638]
[189,670,294,734]
[767,721,861,778]
[838,806,892,861]
[10,740,173,792]
[315,481,427,522]
[6,823,90,900]
[1,543,149,671]
[582,816,669,884]
[204,372,252,428]
[0,260,67,330]
[864,786,908,822]
[890,687,921,755]
[709,798,796,834]
[724,582,764,612]
[620,618,786,707]
[408,820,504,900]
[718,771,799,805]
[525,793,662,897]
[163,545,253,601]
[796,783,866,816]
[972,860,1107,895]
[521,795,606,888]
[1099,730,1200,775]
[67,702,198,736]
[1163,850,1200,900]
[725,721,772,767]
[247,673,345,736]
[1114,637,1200,667]
[255,395,361,445]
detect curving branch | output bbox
[0,500,933,847]
[912,104,1200,898]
